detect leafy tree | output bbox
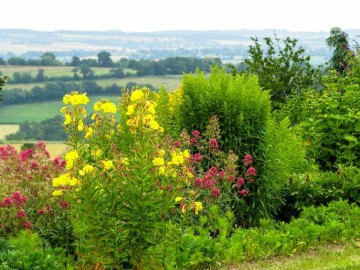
[109,67,125,78]
[97,51,113,67]
[40,52,61,66]
[7,57,27,65]
[0,75,6,101]
[35,68,45,82]
[326,27,350,75]
[0,57,6,65]
[69,56,81,66]
[71,66,80,80]
[79,63,94,79]
[245,36,321,108]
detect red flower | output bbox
[243,154,253,167]
[209,139,219,149]
[20,149,33,161]
[237,177,245,187]
[38,209,46,215]
[11,192,27,206]
[189,138,196,145]
[23,221,32,229]
[211,188,221,198]
[16,210,26,218]
[1,197,12,207]
[218,170,226,179]
[245,167,257,177]
[209,166,218,175]
[60,201,70,209]
[239,189,249,196]
[191,130,201,138]
[174,141,181,147]
[228,175,236,182]
[190,153,203,163]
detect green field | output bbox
[0,95,121,124]
[0,65,115,79]
[3,75,183,92]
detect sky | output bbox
[1,0,359,32]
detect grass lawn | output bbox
[220,243,360,270]
[0,95,120,123]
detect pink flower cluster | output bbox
[1,191,27,207]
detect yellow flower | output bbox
[65,150,79,170]
[194,202,203,215]
[126,104,135,115]
[158,150,165,156]
[91,149,102,158]
[175,197,183,203]
[53,173,79,187]
[130,89,144,101]
[170,151,184,165]
[63,92,89,106]
[149,120,160,130]
[52,190,64,196]
[182,149,190,158]
[94,100,117,114]
[60,106,68,114]
[152,157,165,166]
[82,164,94,174]
[102,160,113,171]
[159,166,165,175]
[77,119,84,131]
[64,114,72,125]
[85,127,93,138]
[121,157,129,165]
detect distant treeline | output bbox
[1,51,223,80]
[5,115,67,141]
[1,81,154,106]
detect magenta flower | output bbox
[16,210,26,218]
[237,177,245,187]
[174,141,181,147]
[211,188,221,198]
[209,139,219,149]
[243,154,253,167]
[189,138,196,145]
[23,221,32,229]
[1,197,12,207]
[191,130,201,138]
[239,189,249,196]
[246,167,257,177]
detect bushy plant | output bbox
[0,230,72,269]
[0,142,75,253]
[56,89,207,268]
[172,67,307,225]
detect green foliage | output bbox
[176,66,271,160]
[326,27,350,75]
[245,36,321,107]
[175,67,306,225]
[6,115,67,141]
[0,75,6,101]
[0,231,71,270]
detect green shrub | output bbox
[174,66,306,225]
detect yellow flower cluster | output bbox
[102,160,113,171]
[63,92,89,106]
[94,99,117,114]
[174,197,203,215]
[65,150,79,170]
[79,164,94,176]
[125,88,163,132]
[53,173,79,187]
[152,149,190,177]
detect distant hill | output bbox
[0,28,359,64]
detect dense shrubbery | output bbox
[2,30,360,269]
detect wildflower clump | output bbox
[56,87,193,268]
